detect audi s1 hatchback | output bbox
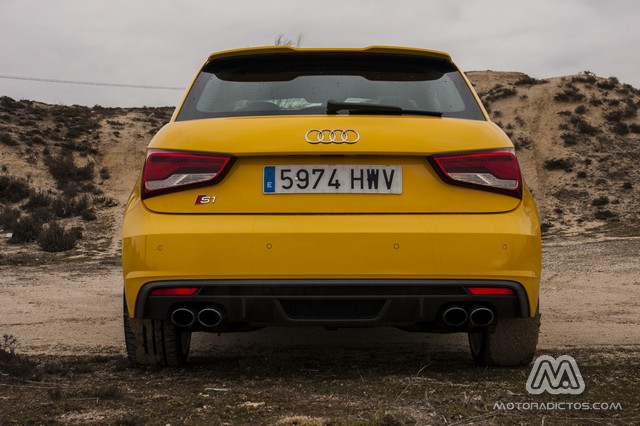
[122,46,541,367]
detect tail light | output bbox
[149,287,199,296]
[429,150,522,198]
[142,150,234,199]
[466,287,515,295]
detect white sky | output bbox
[0,0,638,107]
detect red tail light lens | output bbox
[430,150,522,198]
[149,287,199,296]
[142,150,234,199]
[467,287,515,295]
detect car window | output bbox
[177,52,485,121]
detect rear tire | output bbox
[123,297,191,367]
[468,305,540,367]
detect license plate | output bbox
[263,165,402,194]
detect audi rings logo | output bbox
[305,129,360,144]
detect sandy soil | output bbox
[1,237,638,358]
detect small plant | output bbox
[95,196,118,207]
[572,71,597,84]
[514,76,547,86]
[607,99,620,107]
[544,158,574,172]
[589,96,603,106]
[479,85,518,105]
[554,84,585,102]
[592,196,610,207]
[51,194,93,219]
[81,208,97,221]
[0,175,31,202]
[1,334,17,354]
[0,334,40,379]
[24,191,54,211]
[8,216,42,244]
[569,114,598,135]
[574,105,587,114]
[560,132,580,146]
[45,152,95,187]
[0,133,18,146]
[611,122,629,135]
[513,136,532,150]
[597,76,619,90]
[595,210,617,221]
[100,167,111,180]
[604,109,624,123]
[0,207,20,230]
[38,222,80,252]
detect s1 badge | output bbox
[195,195,216,205]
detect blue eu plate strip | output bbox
[263,166,276,193]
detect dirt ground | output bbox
[0,237,639,424]
[2,237,639,355]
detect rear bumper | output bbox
[123,192,541,321]
[137,279,529,332]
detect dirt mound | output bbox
[467,71,640,237]
[1,70,640,261]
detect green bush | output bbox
[8,216,42,244]
[0,207,20,230]
[572,72,597,84]
[560,133,580,146]
[481,85,518,104]
[597,77,619,90]
[51,194,91,219]
[0,133,18,147]
[45,152,95,186]
[37,222,79,252]
[544,158,574,172]
[514,76,548,86]
[611,122,629,135]
[81,208,97,221]
[592,196,610,207]
[24,191,53,211]
[99,167,110,180]
[594,210,617,221]
[554,84,585,102]
[570,115,598,135]
[0,334,41,379]
[0,175,31,202]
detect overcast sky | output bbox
[1,0,638,107]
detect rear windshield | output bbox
[176,52,485,121]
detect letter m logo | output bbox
[526,355,585,395]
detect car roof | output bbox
[207,46,452,62]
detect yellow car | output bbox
[122,46,541,367]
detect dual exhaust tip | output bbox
[173,305,494,328]
[442,305,495,327]
[170,307,223,328]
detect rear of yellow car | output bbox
[122,46,541,367]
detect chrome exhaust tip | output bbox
[442,306,468,327]
[170,307,196,328]
[197,308,223,328]
[469,307,495,327]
